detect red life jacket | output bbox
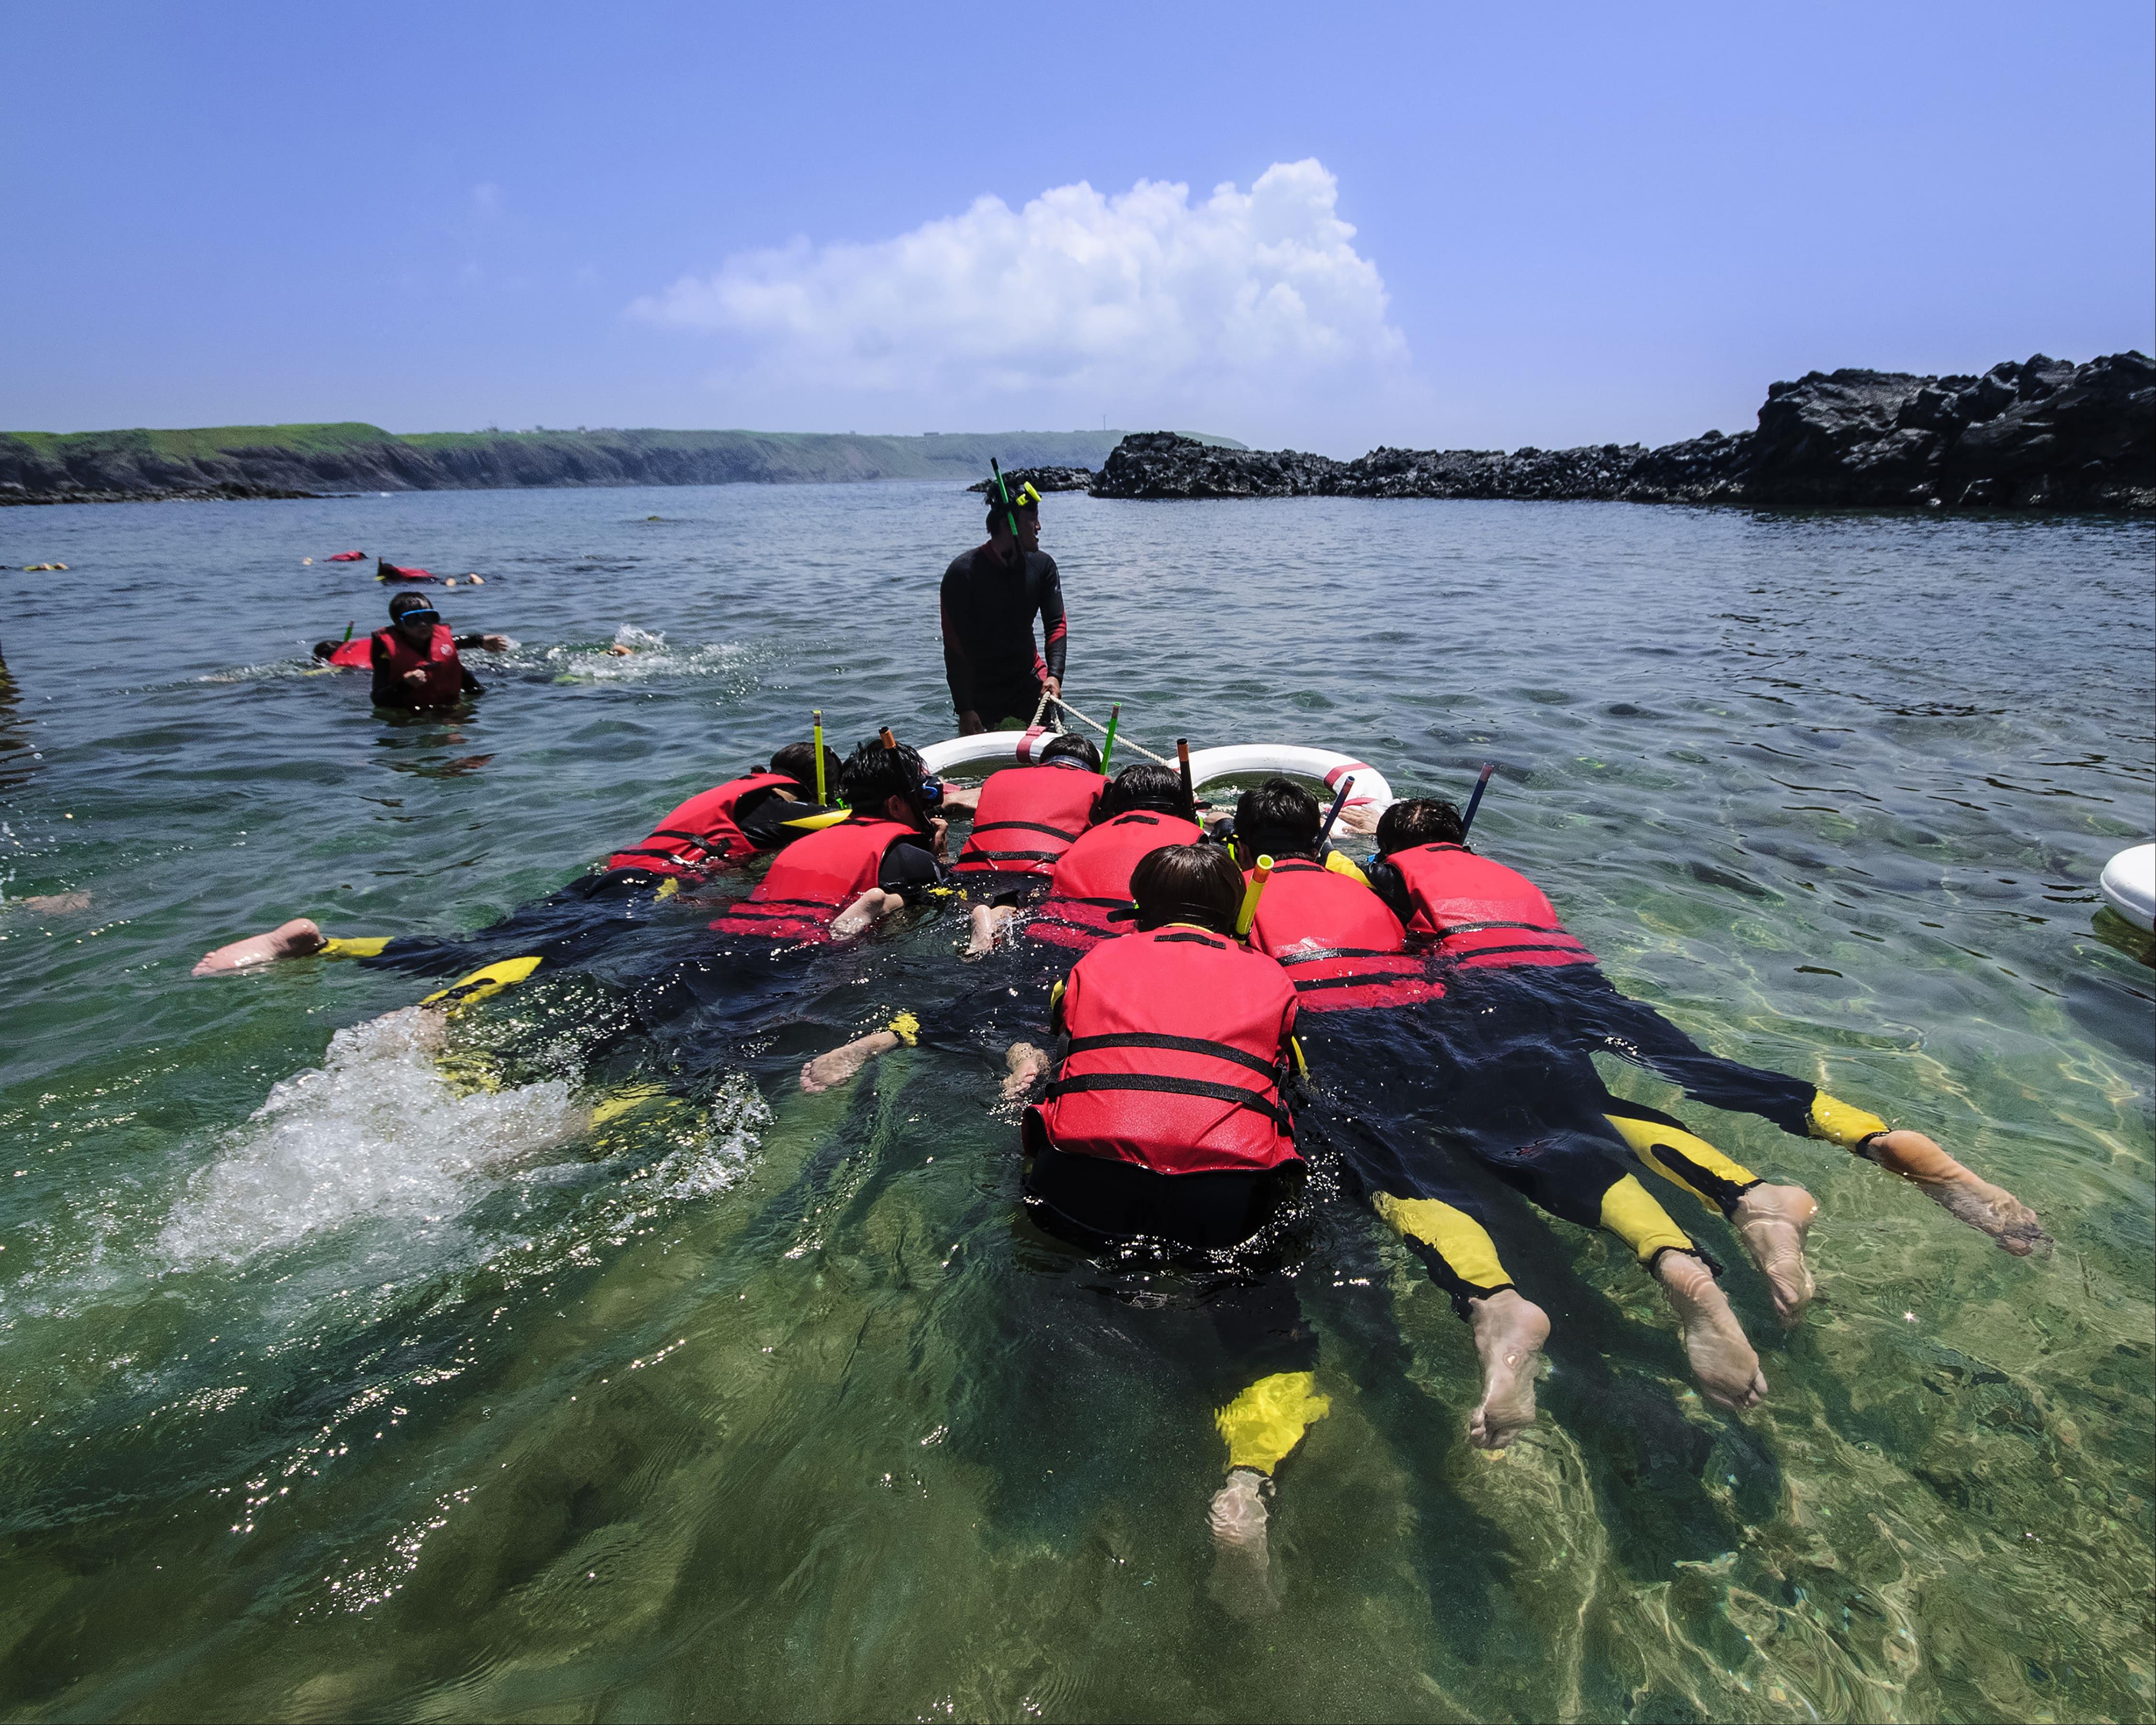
[324,636,371,667]
[1035,925,1301,1176]
[602,772,798,876]
[708,817,921,943]
[1025,810,1202,951]
[954,762,1107,875]
[1387,844,1597,970]
[1245,858,1441,1012]
[371,623,464,708]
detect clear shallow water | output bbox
[0,485,2150,1723]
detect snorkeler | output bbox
[1222,778,1783,1420]
[366,591,509,711]
[1018,843,1327,1598]
[1016,763,1204,954]
[951,731,1106,879]
[1363,802,2053,1259]
[942,479,1067,735]
[192,736,849,978]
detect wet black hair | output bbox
[1101,763,1186,817]
[1234,778,1321,859]
[311,641,339,661]
[768,739,844,800]
[1039,733,1101,771]
[985,495,1040,537]
[1376,797,1467,854]
[840,736,931,820]
[1130,844,1242,935]
[388,591,436,619]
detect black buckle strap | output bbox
[971,819,1082,841]
[1043,1070,1290,1127]
[1063,1031,1279,1080]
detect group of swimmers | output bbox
[195,716,2049,1609]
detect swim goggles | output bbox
[396,607,441,623]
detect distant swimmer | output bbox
[942,473,1066,734]
[375,557,438,582]
[366,592,508,711]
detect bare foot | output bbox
[1001,1041,1052,1101]
[14,892,90,913]
[964,903,1015,958]
[1732,1183,1819,1325]
[800,1029,900,1093]
[1863,1130,2052,1256]
[1206,1469,1278,1618]
[830,888,902,938]
[1654,1251,1767,1411]
[1467,1289,1550,1449]
[193,917,326,976]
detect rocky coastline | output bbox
[1092,352,2154,511]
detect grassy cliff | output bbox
[0,424,1245,504]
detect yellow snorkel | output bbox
[1235,854,1275,939]
[812,709,827,805]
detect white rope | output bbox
[1047,695,1176,768]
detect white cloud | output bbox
[630,160,1406,425]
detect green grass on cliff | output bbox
[3,423,402,458]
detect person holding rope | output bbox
[941,474,1067,735]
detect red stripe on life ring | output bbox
[1324,760,1376,804]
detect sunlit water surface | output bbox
[0,485,2150,1723]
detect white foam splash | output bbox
[646,1071,772,1200]
[157,1009,585,1267]
[538,629,764,685]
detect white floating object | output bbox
[917,731,1393,813]
[2099,843,2155,932]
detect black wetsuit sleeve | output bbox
[1036,554,1067,683]
[940,557,976,715]
[452,632,489,649]
[368,635,405,708]
[734,794,846,851]
[877,838,945,897]
[459,665,484,698]
[1365,858,1414,929]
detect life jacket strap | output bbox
[1062,1031,1281,1081]
[1042,1070,1290,1127]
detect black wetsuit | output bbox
[940,543,1067,725]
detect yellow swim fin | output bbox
[420,955,542,1011]
[781,808,853,832]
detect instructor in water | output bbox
[941,472,1067,734]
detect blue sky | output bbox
[5,0,2150,453]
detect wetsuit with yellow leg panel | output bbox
[1023,918,1328,1486]
[1367,836,1894,1202]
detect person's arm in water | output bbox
[1364,856,1415,929]
[940,558,983,733]
[453,632,510,652]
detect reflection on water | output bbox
[0,488,2149,1721]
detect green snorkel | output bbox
[1099,703,1121,771]
[340,619,355,644]
[989,458,1020,543]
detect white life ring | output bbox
[2099,843,2155,932]
[1185,744,1393,814]
[918,732,1394,815]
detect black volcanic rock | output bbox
[964,466,1095,494]
[1089,352,2154,511]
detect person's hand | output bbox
[1335,801,1381,836]
[403,666,430,686]
[479,634,510,652]
[1042,676,1062,702]
[957,710,986,736]
[929,816,950,860]
[937,784,982,814]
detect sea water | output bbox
[0,484,2149,1722]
